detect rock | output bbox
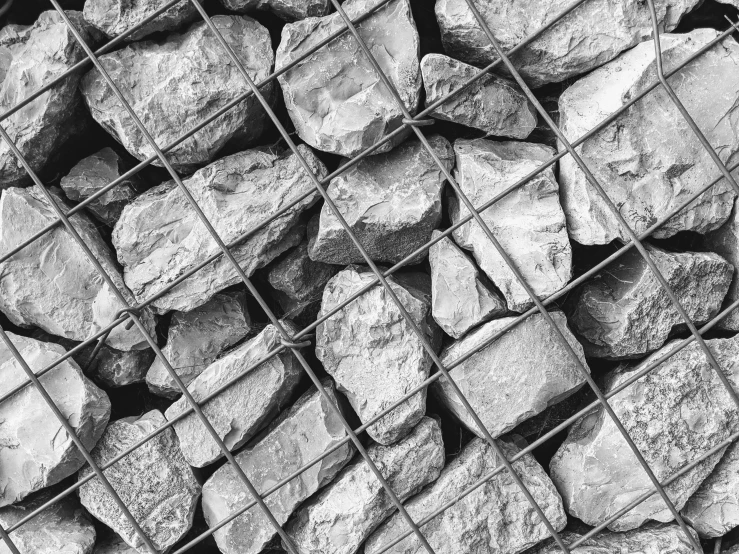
[567,245,733,359]
[308,135,453,265]
[146,291,251,399]
[80,16,274,171]
[420,54,537,138]
[83,0,198,41]
[365,436,566,554]
[0,333,110,507]
[165,322,302,467]
[317,266,440,445]
[450,139,572,313]
[202,381,355,554]
[704,200,739,331]
[113,146,326,314]
[558,29,739,245]
[93,534,138,554]
[276,0,421,157]
[284,417,445,554]
[550,335,739,531]
[219,0,331,21]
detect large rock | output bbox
[704,200,739,331]
[450,139,572,313]
[317,266,440,445]
[83,0,198,41]
[276,0,421,157]
[202,382,355,554]
[284,417,445,554]
[568,246,733,359]
[93,534,137,554]
[113,146,326,314]
[559,30,739,245]
[219,0,331,21]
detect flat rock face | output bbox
[284,417,445,554]
[421,54,536,138]
[276,0,421,157]
[568,246,733,359]
[202,382,355,554]
[704,200,739,331]
[550,336,739,531]
[450,139,572,313]
[559,30,739,245]
[220,0,331,21]
[83,0,198,41]
[113,146,326,314]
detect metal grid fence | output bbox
[0,0,738,552]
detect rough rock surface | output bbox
[83,0,197,41]
[220,0,331,21]
[284,417,445,554]
[450,139,572,313]
[113,146,326,313]
[165,322,302,467]
[365,437,566,554]
[559,30,739,245]
[276,0,421,157]
[317,266,440,445]
[202,382,355,554]
[705,200,739,331]
[421,54,536,138]
[568,246,733,359]
[81,16,274,171]
[92,534,138,554]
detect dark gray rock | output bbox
[83,0,198,41]
[219,0,331,21]
[92,534,138,554]
[704,199,739,331]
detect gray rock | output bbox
[83,0,198,41]
[165,322,303,468]
[559,29,739,245]
[219,0,331,21]
[92,534,138,554]
[704,200,739,331]
[202,381,355,554]
[421,54,537,138]
[276,0,421,157]
[113,146,326,314]
[450,139,572,313]
[568,246,733,359]
[284,417,445,554]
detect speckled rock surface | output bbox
[705,200,739,331]
[82,0,197,41]
[219,0,331,21]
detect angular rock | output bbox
[284,417,445,554]
[93,534,138,554]
[202,381,355,554]
[276,0,421,157]
[559,30,739,245]
[219,0,331,21]
[568,246,733,359]
[83,0,198,41]
[704,200,739,331]
[450,139,572,313]
[113,146,326,313]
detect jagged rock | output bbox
[421,54,537,138]
[550,335,739,531]
[704,200,739,331]
[81,16,274,171]
[559,30,739,245]
[450,139,572,313]
[146,291,251,399]
[434,0,700,88]
[308,135,452,265]
[276,0,421,157]
[0,333,110,507]
[202,382,355,554]
[317,266,440,445]
[93,534,137,554]
[568,246,733,359]
[219,0,331,21]
[284,417,445,554]
[165,322,302,467]
[113,146,326,314]
[365,436,566,554]
[83,0,197,41]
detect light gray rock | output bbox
[276,0,421,157]
[219,0,331,21]
[83,0,198,41]
[92,534,138,554]
[559,30,739,245]
[284,417,445,554]
[202,381,355,554]
[113,146,326,314]
[450,139,572,313]
[704,200,739,331]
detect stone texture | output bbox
[284,417,444,554]
[365,436,567,554]
[704,199,739,331]
[276,0,421,157]
[559,30,739,245]
[81,16,274,171]
[83,0,197,41]
[421,54,537,138]
[317,266,440,445]
[220,0,331,21]
[113,146,326,314]
[450,139,572,313]
[202,381,355,554]
[568,245,733,359]
[93,534,138,554]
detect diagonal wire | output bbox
[0,523,20,554]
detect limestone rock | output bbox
[93,534,138,554]
[704,200,739,331]
[83,0,197,41]
[219,0,331,21]
[276,0,421,157]
[559,30,739,245]
[450,139,572,313]
[284,417,445,554]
